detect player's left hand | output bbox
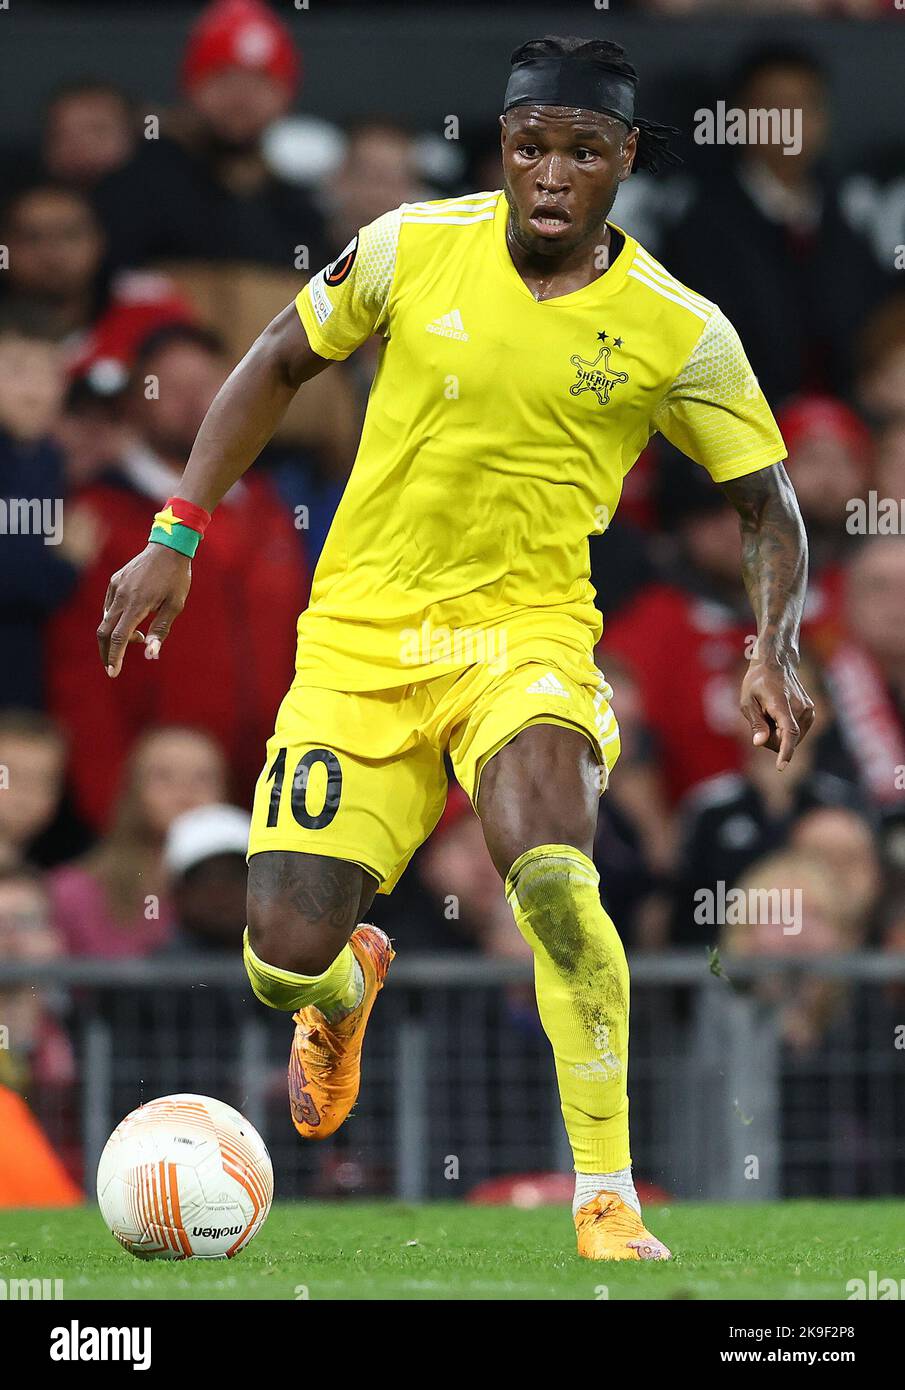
[739,658,815,771]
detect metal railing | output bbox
[3,952,905,1202]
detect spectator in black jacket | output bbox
[664,44,885,406]
[92,0,326,273]
[669,655,866,944]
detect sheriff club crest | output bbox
[570,331,628,406]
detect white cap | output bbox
[164,803,251,879]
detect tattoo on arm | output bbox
[720,462,808,665]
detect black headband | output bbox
[504,57,636,127]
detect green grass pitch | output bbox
[2,1200,902,1300]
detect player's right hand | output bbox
[97,543,192,678]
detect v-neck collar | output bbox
[492,192,634,306]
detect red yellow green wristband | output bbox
[148,497,211,559]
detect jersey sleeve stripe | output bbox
[633,249,715,312]
[401,212,496,226]
[403,192,500,214]
[626,269,711,321]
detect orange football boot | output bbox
[575,1192,672,1261]
[288,924,394,1140]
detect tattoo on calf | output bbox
[248,852,362,932]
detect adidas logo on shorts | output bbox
[525,672,570,697]
[425,308,469,341]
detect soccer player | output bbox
[97,36,815,1260]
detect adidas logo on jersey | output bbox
[426,309,469,341]
[525,672,570,697]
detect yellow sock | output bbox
[242,929,361,1017]
[505,844,631,1173]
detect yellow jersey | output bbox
[294,190,785,689]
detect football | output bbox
[96,1094,273,1260]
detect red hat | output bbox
[182,0,300,96]
[777,395,872,472]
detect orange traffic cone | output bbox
[0,1084,82,1207]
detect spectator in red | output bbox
[601,454,755,804]
[0,183,198,401]
[825,535,905,818]
[777,394,872,645]
[48,725,227,958]
[46,323,310,827]
[92,0,326,272]
[602,443,852,804]
[779,395,872,567]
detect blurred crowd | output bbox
[631,0,900,12]
[3,0,905,1122]
[50,0,905,14]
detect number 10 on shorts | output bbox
[265,747,343,830]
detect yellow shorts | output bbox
[247,650,620,893]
